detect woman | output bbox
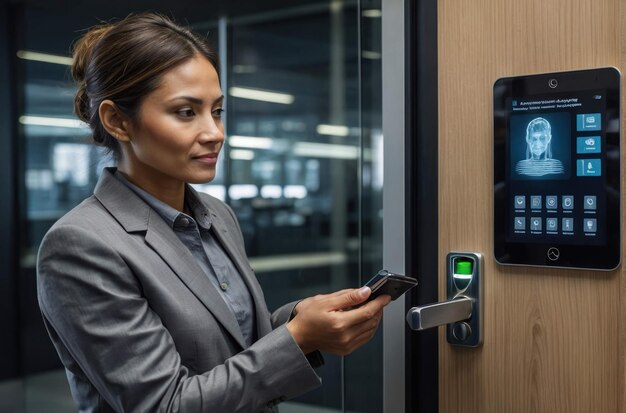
[36,12,390,413]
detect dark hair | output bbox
[71,13,219,157]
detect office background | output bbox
[0,0,384,411]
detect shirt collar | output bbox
[186,187,213,230]
[114,171,213,230]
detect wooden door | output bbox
[438,0,625,412]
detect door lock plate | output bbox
[446,252,483,347]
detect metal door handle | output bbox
[406,297,472,330]
[405,252,483,347]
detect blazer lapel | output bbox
[209,211,273,337]
[144,213,247,349]
[94,168,247,349]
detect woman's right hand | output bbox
[286,287,391,356]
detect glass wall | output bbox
[0,1,383,411]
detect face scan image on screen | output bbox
[510,112,571,180]
[515,118,563,176]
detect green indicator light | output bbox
[455,260,472,275]
[453,259,473,291]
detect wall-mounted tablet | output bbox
[494,68,620,270]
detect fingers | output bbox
[373,294,392,307]
[350,311,383,337]
[325,287,371,310]
[326,315,382,356]
[325,289,354,298]
[289,289,388,356]
[337,294,389,325]
[326,300,385,355]
[350,322,380,350]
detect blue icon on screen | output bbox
[562,195,574,209]
[546,218,558,232]
[583,218,597,233]
[576,136,601,154]
[584,196,597,210]
[530,195,542,209]
[562,218,573,232]
[576,114,601,131]
[576,159,601,176]
[530,217,542,231]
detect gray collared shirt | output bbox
[115,172,256,347]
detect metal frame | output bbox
[382,0,407,410]
[383,0,438,411]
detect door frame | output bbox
[382,0,438,411]
[404,0,438,411]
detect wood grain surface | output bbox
[437,1,623,412]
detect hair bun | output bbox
[71,24,113,124]
[71,24,112,83]
[73,85,91,124]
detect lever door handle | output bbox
[406,297,472,331]
[405,252,482,347]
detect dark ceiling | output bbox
[1,0,328,22]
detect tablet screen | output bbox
[494,68,620,269]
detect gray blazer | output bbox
[37,168,322,412]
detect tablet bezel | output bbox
[493,67,621,270]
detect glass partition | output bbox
[2,1,383,411]
[226,5,359,410]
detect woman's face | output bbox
[124,54,224,185]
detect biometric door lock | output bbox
[406,252,483,347]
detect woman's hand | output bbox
[286,287,391,356]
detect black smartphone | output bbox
[364,270,418,302]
